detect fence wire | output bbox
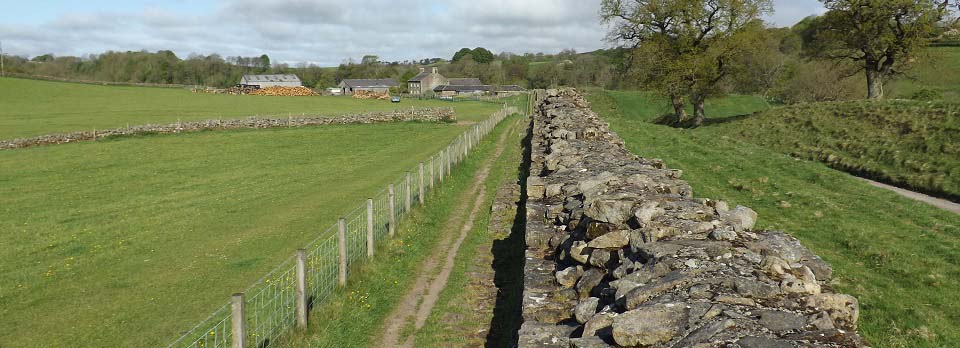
[305,227,338,306]
[244,258,298,347]
[167,100,522,348]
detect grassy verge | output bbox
[603,90,960,200]
[0,77,503,139]
[0,122,475,347]
[283,115,521,348]
[587,90,960,348]
[413,119,525,348]
[709,100,960,200]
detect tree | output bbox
[361,55,380,65]
[813,0,951,100]
[259,54,271,71]
[31,54,55,62]
[471,47,495,63]
[601,0,773,126]
[452,48,473,62]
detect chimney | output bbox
[419,67,425,73]
[432,67,439,74]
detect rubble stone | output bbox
[518,89,866,348]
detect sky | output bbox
[0,0,828,66]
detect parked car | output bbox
[391,96,401,103]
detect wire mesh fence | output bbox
[244,258,298,347]
[166,102,522,348]
[305,229,338,306]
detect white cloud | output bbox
[0,0,824,65]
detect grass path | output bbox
[282,114,521,348]
[379,118,521,347]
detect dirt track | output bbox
[378,118,520,347]
[859,177,960,214]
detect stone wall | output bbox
[518,89,867,348]
[1,108,455,150]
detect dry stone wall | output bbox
[1,108,455,150]
[518,89,867,348]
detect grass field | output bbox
[0,77,501,139]
[284,115,522,348]
[589,90,960,348]
[0,89,504,347]
[888,46,960,100]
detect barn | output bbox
[339,79,399,95]
[240,74,302,88]
[433,85,491,97]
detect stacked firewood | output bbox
[352,90,391,100]
[248,86,319,96]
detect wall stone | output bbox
[518,89,867,348]
[1,107,455,150]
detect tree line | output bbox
[0,47,626,91]
[601,0,957,126]
[1,0,956,113]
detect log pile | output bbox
[248,86,319,96]
[352,90,391,100]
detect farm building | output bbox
[434,85,491,97]
[493,85,527,96]
[448,78,483,86]
[240,74,302,88]
[407,67,448,95]
[339,79,399,95]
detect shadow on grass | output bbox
[485,119,532,348]
[650,112,762,128]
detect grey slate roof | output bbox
[340,79,399,88]
[242,74,301,83]
[434,85,491,92]
[448,78,483,86]
[408,72,432,82]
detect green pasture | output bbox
[589,90,960,348]
[0,115,500,347]
[0,77,501,139]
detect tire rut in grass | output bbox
[379,119,521,348]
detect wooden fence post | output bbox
[388,184,396,237]
[366,198,374,257]
[438,150,444,183]
[418,163,425,205]
[231,293,246,348]
[404,172,412,213]
[429,157,435,190]
[446,145,452,176]
[295,249,308,329]
[337,218,347,286]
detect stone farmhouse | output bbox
[407,67,525,96]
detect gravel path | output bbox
[859,177,960,214]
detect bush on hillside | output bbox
[773,60,865,104]
[911,88,943,101]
